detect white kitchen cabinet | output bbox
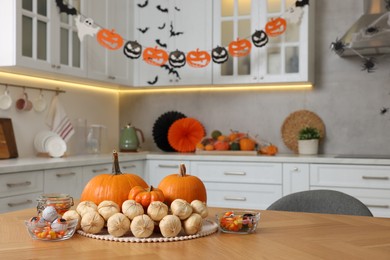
[84,0,135,85]
[0,0,86,77]
[212,0,314,85]
[282,163,309,195]
[134,0,212,87]
[44,167,83,198]
[191,161,283,209]
[146,160,190,186]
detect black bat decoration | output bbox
[138,27,149,34]
[161,64,181,79]
[157,5,169,13]
[147,76,158,85]
[380,107,389,115]
[295,0,309,7]
[170,22,184,37]
[137,0,149,8]
[55,0,77,15]
[155,39,167,48]
[174,6,181,11]
[361,57,376,73]
[158,23,166,30]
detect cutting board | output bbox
[0,118,18,159]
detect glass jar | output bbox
[37,193,74,216]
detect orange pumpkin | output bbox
[143,46,168,66]
[128,185,165,209]
[239,137,256,151]
[80,151,148,207]
[228,38,252,57]
[97,29,124,50]
[259,144,279,156]
[158,164,207,206]
[265,17,287,37]
[213,141,230,151]
[186,48,211,68]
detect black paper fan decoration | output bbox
[152,111,186,152]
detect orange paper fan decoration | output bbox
[168,118,205,153]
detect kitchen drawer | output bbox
[310,186,390,218]
[0,192,42,213]
[147,160,191,186]
[191,161,282,184]
[205,182,282,210]
[44,167,83,198]
[120,160,145,177]
[82,163,112,186]
[0,171,43,198]
[310,164,390,189]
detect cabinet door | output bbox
[0,171,43,198]
[146,160,190,186]
[282,163,309,195]
[0,192,42,213]
[121,160,145,179]
[82,163,112,186]
[44,167,83,198]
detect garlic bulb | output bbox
[159,215,182,238]
[81,211,105,234]
[122,200,144,220]
[98,200,120,221]
[170,199,193,220]
[183,213,203,235]
[130,214,154,238]
[107,213,131,237]
[76,201,98,217]
[190,200,208,218]
[62,210,81,230]
[147,201,168,221]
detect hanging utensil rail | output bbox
[1,83,66,94]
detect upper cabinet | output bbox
[133,0,212,87]
[212,0,314,85]
[0,0,86,78]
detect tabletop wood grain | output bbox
[1,207,390,260]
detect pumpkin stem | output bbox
[179,164,186,177]
[112,150,122,175]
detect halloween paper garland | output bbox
[57,0,308,69]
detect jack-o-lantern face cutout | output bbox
[123,40,142,59]
[228,38,252,57]
[186,48,211,68]
[97,29,124,50]
[251,30,269,48]
[169,49,186,68]
[265,17,287,37]
[212,46,229,64]
[143,46,168,66]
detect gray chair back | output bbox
[267,190,373,216]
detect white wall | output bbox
[119,0,390,155]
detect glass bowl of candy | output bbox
[216,211,261,234]
[24,217,78,241]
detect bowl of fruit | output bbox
[216,211,260,234]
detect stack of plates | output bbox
[34,131,67,158]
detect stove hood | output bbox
[338,0,390,56]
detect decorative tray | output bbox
[195,150,257,156]
[77,219,218,243]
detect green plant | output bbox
[298,127,320,140]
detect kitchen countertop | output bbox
[2,151,390,174]
[1,206,390,259]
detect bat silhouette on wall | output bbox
[147,76,158,85]
[138,0,149,8]
[157,5,168,13]
[161,64,181,79]
[55,0,77,15]
[138,27,149,34]
[158,23,166,30]
[174,7,181,11]
[295,0,309,7]
[170,22,184,37]
[155,39,167,48]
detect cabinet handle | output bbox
[56,65,61,69]
[92,168,109,173]
[8,200,33,207]
[224,196,247,201]
[362,176,389,180]
[108,76,116,80]
[223,171,246,176]
[158,164,179,169]
[56,172,76,177]
[291,167,300,172]
[365,204,390,209]
[6,181,32,188]
[122,164,136,169]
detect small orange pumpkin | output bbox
[97,29,124,50]
[186,48,211,68]
[259,144,279,156]
[265,17,287,37]
[213,141,230,151]
[239,137,256,151]
[80,150,148,207]
[128,185,165,209]
[143,46,168,66]
[228,38,252,57]
[158,164,207,206]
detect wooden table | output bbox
[1,207,390,259]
